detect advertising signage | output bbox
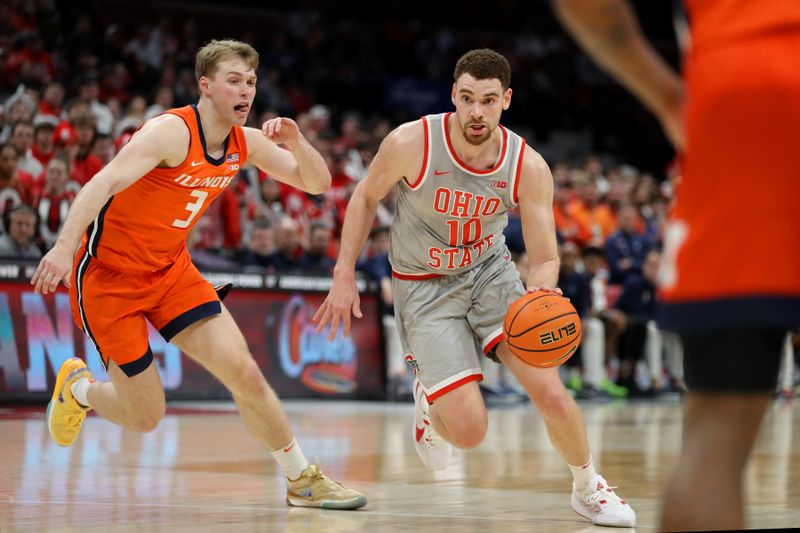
[0,264,385,401]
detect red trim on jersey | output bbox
[427,373,483,403]
[443,112,508,175]
[512,139,526,205]
[483,331,505,355]
[391,270,443,281]
[403,116,429,188]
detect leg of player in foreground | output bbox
[47,307,366,510]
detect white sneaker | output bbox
[412,378,452,471]
[571,474,636,527]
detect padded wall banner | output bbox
[0,263,385,401]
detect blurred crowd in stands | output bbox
[1,0,796,400]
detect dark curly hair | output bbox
[453,49,511,89]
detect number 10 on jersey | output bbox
[446,217,482,246]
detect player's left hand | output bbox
[261,117,301,146]
[31,244,73,295]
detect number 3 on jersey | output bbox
[172,190,208,229]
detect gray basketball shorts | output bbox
[392,250,525,402]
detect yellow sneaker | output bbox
[286,464,367,510]
[46,358,93,447]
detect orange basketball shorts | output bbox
[69,249,221,376]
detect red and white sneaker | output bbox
[412,378,451,472]
[571,474,636,527]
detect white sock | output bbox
[70,377,92,409]
[271,438,309,480]
[568,455,598,491]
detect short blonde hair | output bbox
[195,39,259,81]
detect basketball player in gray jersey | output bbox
[315,49,635,527]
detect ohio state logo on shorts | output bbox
[405,355,420,375]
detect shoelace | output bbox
[306,462,346,490]
[584,485,621,505]
[423,419,446,447]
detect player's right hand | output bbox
[31,245,73,295]
[313,272,363,341]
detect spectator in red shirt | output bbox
[38,83,65,117]
[31,114,58,169]
[69,114,103,185]
[91,132,116,166]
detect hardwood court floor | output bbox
[1,397,799,532]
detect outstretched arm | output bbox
[517,148,561,293]
[31,114,189,294]
[244,117,331,194]
[552,0,685,149]
[313,120,424,340]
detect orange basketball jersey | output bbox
[685,0,800,51]
[84,105,247,272]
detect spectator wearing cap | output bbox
[9,121,42,179]
[0,204,41,259]
[31,157,77,249]
[70,114,104,185]
[77,73,114,136]
[31,114,58,168]
[52,119,79,156]
[306,104,333,139]
[114,116,143,152]
[0,88,36,143]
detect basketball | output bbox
[503,290,582,368]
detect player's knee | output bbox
[227,356,267,398]
[129,402,165,433]
[531,383,572,418]
[445,412,487,449]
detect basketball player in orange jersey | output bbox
[314,49,635,527]
[31,39,366,510]
[554,1,800,530]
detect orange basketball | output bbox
[503,290,582,368]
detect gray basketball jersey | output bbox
[389,112,526,277]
